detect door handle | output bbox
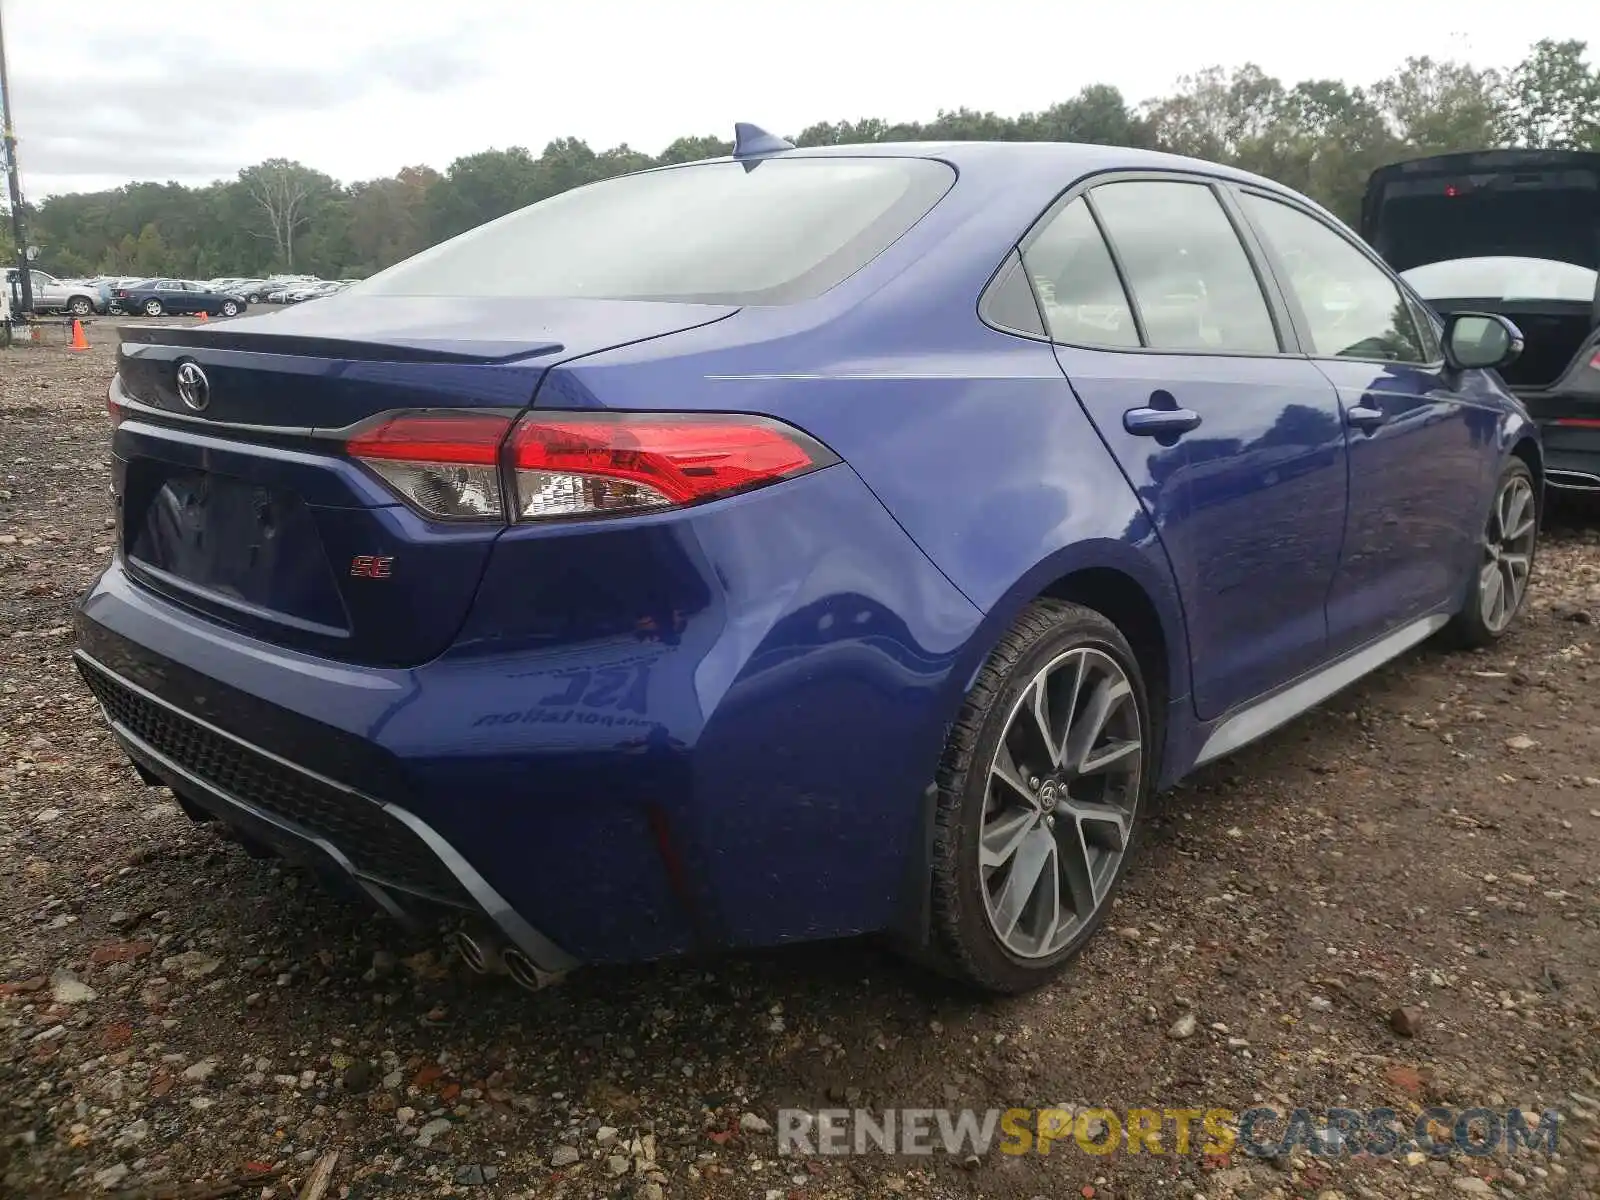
[1346,404,1387,432]
[1123,406,1202,437]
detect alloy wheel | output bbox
[1480,474,1536,633]
[980,647,1142,958]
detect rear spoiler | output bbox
[118,321,566,366]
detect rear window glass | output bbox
[356,157,955,305]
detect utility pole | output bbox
[0,0,34,314]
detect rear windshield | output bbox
[355,157,955,305]
[1402,256,1599,304]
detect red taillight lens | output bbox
[507,413,834,521]
[345,411,835,523]
[107,394,125,427]
[1590,349,1600,371]
[346,412,512,521]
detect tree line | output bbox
[9,38,1598,282]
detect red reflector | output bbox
[507,413,834,520]
[1553,417,1600,429]
[1444,185,1460,197]
[345,412,511,465]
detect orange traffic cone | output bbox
[196,311,208,322]
[69,319,90,351]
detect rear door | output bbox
[154,280,186,312]
[1237,187,1498,653]
[1026,176,1349,719]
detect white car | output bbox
[2,269,104,317]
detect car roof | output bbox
[662,140,1325,230]
[703,139,1294,191]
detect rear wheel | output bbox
[930,599,1150,994]
[142,298,164,318]
[1448,459,1537,647]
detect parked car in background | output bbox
[273,281,345,303]
[82,137,1539,995]
[2,268,105,316]
[1364,149,1600,493]
[110,279,249,318]
[224,280,270,303]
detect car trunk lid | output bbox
[110,296,737,666]
[1364,150,1600,391]
[1361,149,1600,272]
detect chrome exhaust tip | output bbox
[503,945,565,993]
[451,928,505,976]
[1548,469,1600,492]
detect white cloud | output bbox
[2,0,1586,196]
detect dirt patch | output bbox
[2,334,1599,1199]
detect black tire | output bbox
[68,296,94,317]
[220,300,239,317]
[1447,459,1537,649]
[929,598,1152,994]
[142,298,164,318]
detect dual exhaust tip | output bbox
[450,928,564,993]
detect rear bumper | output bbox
[76,647,578,978]
[76,464,985,964]
[1522,389,1600,490]
[1538,424,1600,491]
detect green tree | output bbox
[424,146,542,241]
[1508,39,1600,149]
[131,224,167,276]
[1371,56,1510,153]
[238,159,341,272]
[344,165,439,276]
[656,135,733,164]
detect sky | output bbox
[1,0,1591,199]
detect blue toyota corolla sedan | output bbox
[77,129,1539,994]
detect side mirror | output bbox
[1443,312,1524,372]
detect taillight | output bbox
[1590,349,1600,371]
[507,413,835,521]
[346,412,512,521]
[345,410,836,523]
[107,394,125,427]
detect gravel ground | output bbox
[3,327,1600,1200]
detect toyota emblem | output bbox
[176,361,210,411]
